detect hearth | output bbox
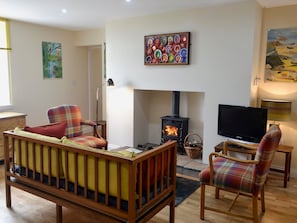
[161,91,189,154]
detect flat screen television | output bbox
[218,104,268,143]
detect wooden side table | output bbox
[95,120,106,139]
[214,142,293,188]
[270,144,293,188]
[0,112,26,163]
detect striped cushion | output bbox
[48,105,82,138]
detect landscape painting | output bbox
[42,41,63,79]
[265,27,297,82]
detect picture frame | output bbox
[144,32,190,65]
[265,27,297,82]
[42,41,63,79]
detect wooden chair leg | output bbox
[252,195,258,223]
[261,186,265,212]
[169,199,175,223]
[56,205,62,223]
[215,187,220,199]
[6,183,11,208]
[200,184,205,220]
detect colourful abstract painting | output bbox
[144,32,190,65]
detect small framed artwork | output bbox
[144,32,190,65]
[42,41,63,79]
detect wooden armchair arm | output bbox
[208,152,259,185]
[209,152,259,164]
[80,119,96,127]
[223,140,257,154]
[80,120,107,139]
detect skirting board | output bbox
[270,163,297,179]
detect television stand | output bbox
[214,142,293,188]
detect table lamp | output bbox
[261,99,292,125]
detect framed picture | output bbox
[144,32,190,65]
[42,41,63,79]
[265,27,297,82]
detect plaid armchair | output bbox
[48,104,107,149]
[199,124,281,223]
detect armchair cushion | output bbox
[141,152,170,190]
[200,157,254,193]
[48,105,82,138]
[48,104,107,149]
[70,135,107,148]
[61,138,134,200]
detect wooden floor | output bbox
[1,165,297,223]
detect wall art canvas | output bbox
[42,41,63,79]
[265,27,297,82]
[144,32,190,65]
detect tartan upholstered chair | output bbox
[199,124,281,223]
[48,104,107,149]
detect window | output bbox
[0,18,12,107]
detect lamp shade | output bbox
[261,99,292,121]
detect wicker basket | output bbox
[183,133,203,159]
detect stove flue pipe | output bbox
[172,91,180,117]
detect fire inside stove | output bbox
[164,125,178,136]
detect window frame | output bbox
[0,18,12,110]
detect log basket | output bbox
[183,133,203,159]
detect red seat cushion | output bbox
[200,157,255,194]
[24,122,67,138]
[140,151,171,190]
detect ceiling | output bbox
[0,0,297,31]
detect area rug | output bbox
[175,176,200,206]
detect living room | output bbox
[1,0,297,222]
[1,0,296,177]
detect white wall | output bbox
[9,21,89,125]
[106,0,262,163]
[74,28,105,46]
[258,5,297,176]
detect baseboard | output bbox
[291,168,297,178]
[270,164,297,179]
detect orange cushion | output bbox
[141,152,169,190]
[24,122,66,138]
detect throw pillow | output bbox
[24,122,66,138]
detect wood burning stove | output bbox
[161,115,189,154]
[161,91,189,154]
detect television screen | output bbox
[218,104,268,143]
